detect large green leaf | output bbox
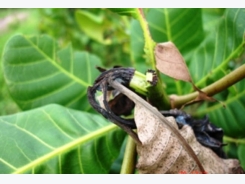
[108,8,138,18]
[188,8,245,87]
[223,138,245,169]
[0,104,126,174]
[75,9,130,47]
[147,8,204,54]
[187,9,245,169]
[197,79,245,137]
[191,9,245,136]
[75,10,111,45]
[196,79,245,169]
[238,144,245,169]
[2,34,101,111]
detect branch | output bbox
[171,64,245,108]
[120,136,137,174]
[134,9,170,109]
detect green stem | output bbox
[136,8,156,69]
[223,136,245,145]
[130,70,170,109]
[129,70,150,96]
[135,8,170,109]
[171,64,245,108]
[120,136,137,174]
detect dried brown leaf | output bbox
[135,104,242,174]
[108,80,241,174]
[155,42,192,82]
[155,42,224,108]
[109,80,204,171]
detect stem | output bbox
[135,8,170,109]
[136,8,156,69]
[120,136,137,174]
[172,64,245,108]
[129,70,150,96]
[224,136,245,145]
[130,70,170,109]
[146,71,170,109]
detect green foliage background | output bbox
[0,8,244,173]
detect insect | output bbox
[87,66,227,158]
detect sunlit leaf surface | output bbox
[0,104,126,174]
[2,34,101,111]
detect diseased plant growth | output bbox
[0,8,245,174]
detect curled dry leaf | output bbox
[135,104,243,174]
[155,41,223,108]
[155,42,192,82]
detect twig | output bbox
[172,64,245,108]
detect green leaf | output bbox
[188,9,245,87]
[223,137,245,170]
[192,9,245,137]
[238,144,245,169]
[198,79,245,138]
[130,19,146,73]
[192,11,245,169]
[0,104,126,174]
[2,34,102,111]
[202,8,226,33]
[75,10,111,44]
[108,8,138,19]
[147,9,204,54]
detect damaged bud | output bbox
[146,69,158,86]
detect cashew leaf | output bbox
[2,34,101,111]
[0,104,125,174]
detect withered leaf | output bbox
[135,104,242,174]
[155,42,192,82]
[109,80,204,172]
[155,42,223,108]
[107,79,242,173]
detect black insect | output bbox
[87,67,227,158]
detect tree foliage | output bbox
[0,8,245,173]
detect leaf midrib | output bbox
[24,35,90,87]
[12,124,118,174]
